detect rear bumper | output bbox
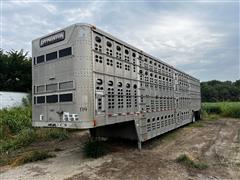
[32,120,94,129]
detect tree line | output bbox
[0,50,31,92]
[201,80,240,102]
[0,50,239,102]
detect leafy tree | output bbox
[234,80,240,88]
[201,80,240,102]
[0,49,32,92]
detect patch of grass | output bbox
[47,129,69,141]
[1,128,69,154]
[203,103,222,114]
[0,106,70,154]
[0,106,72,167]
[164,131,178,141]
[11,150,55,166]
[176,154,208,170]
[145,130,180,150]
[0,128,36,152]
[0,154,10,166]
[203,113,220,121]
[15,128,36,146]
[83,138,108,158]
[154,129,179,143]
[188,121,204,128]
[0,106,32,139]
[221,103,240,118]
[36,128,69,141]
[202,102,240,119]
[0,106,35,153]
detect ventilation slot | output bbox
[46,51,57,61]
[59,81,74,90]
[46,94,58,103]
[36,55,44,64]
[59,47,72,58]
[94,36,102,52]
[95,54,103,63]
[37,96,45,104]
[59,93,73,102]
[46,83,58,92]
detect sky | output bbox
[1,0,239,81]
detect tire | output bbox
[195,110,201,120]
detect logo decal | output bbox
[40,31,65,47]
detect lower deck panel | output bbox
[91,110,200,143]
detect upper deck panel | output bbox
[32,23,199,83]
[91,25,199,83]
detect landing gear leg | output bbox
[138,140,142,150]
[192,112,196,122]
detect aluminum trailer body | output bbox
[32,23,201,149]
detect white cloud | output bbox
[42,3,57,14]
[2,1,61,53]
[4,1,58,15]
[110,15,225,67]
[1,1,238,80]
[5,0,32,7]
[63,1,104,23]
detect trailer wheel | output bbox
[195,110,201,120]
[192,112,196,122]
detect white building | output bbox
[0,91,28,109]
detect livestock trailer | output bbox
[32,23,201,149]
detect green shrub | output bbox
[83,139,108,158]
[15,128,36,147]
[0,124,11,140]
[176,154,208,170]
[0,140,16,153]
[0,106,32,136]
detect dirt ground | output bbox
[1,118,240,180]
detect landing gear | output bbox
[192,111,201,121]
[192,112,196,122]
[138,140,142,150]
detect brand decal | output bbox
[40,31,65,47]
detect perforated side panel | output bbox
[91,29,200,141]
